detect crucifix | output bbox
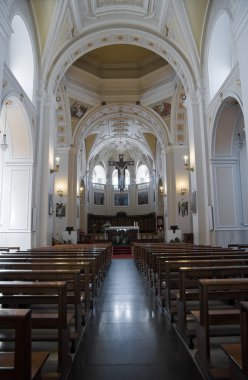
[109,154,134,192]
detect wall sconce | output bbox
[159,185,166,197]
[50,157,60,174]
[180,186,187,196]
[57,189,64,197]
[183,155,194,172]
[0,100,11,151]
[78,186,84,198]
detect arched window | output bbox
[112,169,130,187]
[9,15,34,101]
[208,13,233,100]
[92,165,106,184]
[136,165,150,184]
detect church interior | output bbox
[1,1,248,379]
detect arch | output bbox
[9,15,35,101]
[74,103,170,159]
[0,96,34,249]
[211,97,246,236]
[92,164,106,184]
[136,164,150,184]
[45,28,196,97]
[208,12,233,100]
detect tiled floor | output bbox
[66,259,204,380]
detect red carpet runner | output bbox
[112,246,133,259]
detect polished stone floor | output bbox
[66,259,204,380]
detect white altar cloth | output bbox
[105,226,140,240]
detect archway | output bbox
[211,97,248,246]
[0,97,33,249]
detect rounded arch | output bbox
[210,96,246,237]
[45,28,196,97]
[9,14,35,101]
[207,11,233,100]
[74,103,171,152]
[0,95,34,249]
[136,164,150,184]
[92,164,106,184]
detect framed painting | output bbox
[56,202,66,218]
[114,193,128,206]
[191,191,197,214]
[48,193,53,216]
[178,201,189,217]
[138,191,149,205]
[94,191,105,205]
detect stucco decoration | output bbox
[47,29,194,97]
[74,103,170,152]
[164,5,190,61]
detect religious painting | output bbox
[114,193,128,206]
[178,201,188,217]
[191,191,197,214]
[48,193,53,216]
[138,191,149,205]
[70,98,89,132]
[56,202,66,218]
[157,215,164,231]
[94,191,105,206]
[153,101,171,118]
[70,101,88,118]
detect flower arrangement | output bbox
[102,221,111,229]
[112,234,130,246]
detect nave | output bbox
[66,258,204,380]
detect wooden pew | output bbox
[222,301,248,380]
[0,260,91,316]
[176,265,248,347]
[0,281,72,375]
[0,254,99,300]
[0,308,49,380]
[151,250,247,289]
[0,269,83,339]
[157,258,248,321]
[192,278,248,378]
[0,246,20,252]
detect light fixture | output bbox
[183,155,194,172]
[1,101,10,151]
[50,157,60,173]
[234,132,244,150]
[78,186,84,197]
[159,185,166,197]
[180,186,187,196]
[57,189,64,197]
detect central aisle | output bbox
[66,259,204,380]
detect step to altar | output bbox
[112,246,132,255]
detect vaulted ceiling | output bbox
[30,0,209,172]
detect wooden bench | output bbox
[0,260,91,315]
[222,301,248,380]
[0,269,83,339]
[0,280,72,375]
[176,265,248,347]
[158,258,248,321]
[0,308,49,380]
[192,278,248,377]
[0,246,20,252]
[4,254,98,297]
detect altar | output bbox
[105,226,140,241]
